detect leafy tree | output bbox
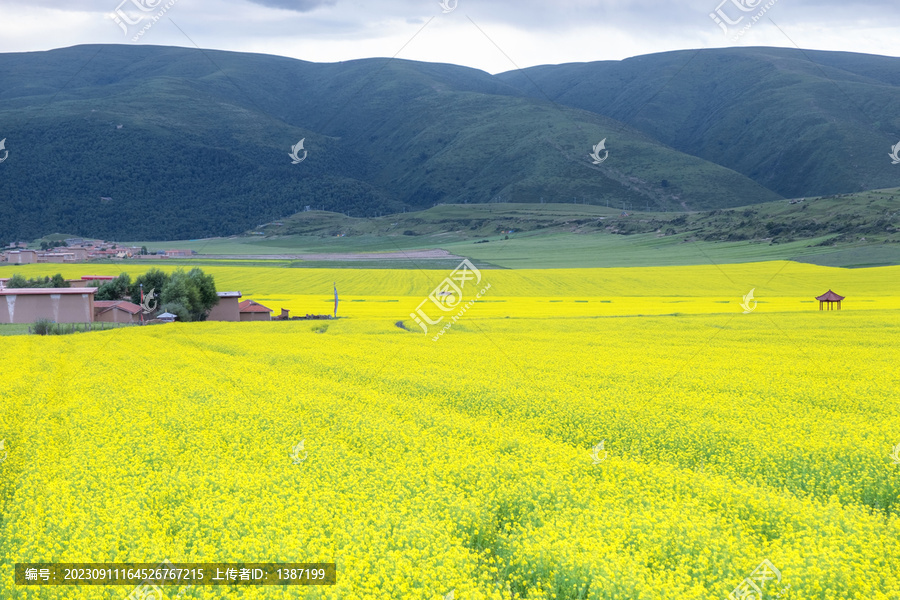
[7,273,68,288]
[7,274,28,288]
[187,268,218,320]
[154,268,217,322]
[159,301,189,322]
[94,273,131,301]
[130,268,171,306]
[49,274,69,288]
[160,269,201,321]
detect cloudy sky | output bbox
[0,0,898,73]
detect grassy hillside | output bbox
[89,187,900,269]
[498,47,900,199]
[257,187,900,243]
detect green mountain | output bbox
[0,44,778,241]
[497,47,900,199]
[0,45,897,242]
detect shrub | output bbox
[95,273,132,301]
[8,274,68,288]
[159,301,190,322]
[33,319,52,336]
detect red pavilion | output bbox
[815,290,845,311]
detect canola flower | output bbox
[0,263,898,599]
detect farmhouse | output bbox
[37,252,75,263]
[239,300,272,321]
[207,291,242,321]
[94,300,142,324]
[7,250,37,264]
[0,288,96,324]
[68,248,88,260]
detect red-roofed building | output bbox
[815,290,845,311]
[239,299,272,321]
[94,300,143,323]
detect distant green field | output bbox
[110,190,900,269]
[440,232,897,269]
[25,189,889,270]
[115,230,900,270]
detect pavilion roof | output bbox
[815,290,845,301]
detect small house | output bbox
[94,301,143,324]
[239,300,272,321]
[7,250,37,264]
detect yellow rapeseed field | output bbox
[1,262,899,599]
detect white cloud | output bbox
[0,0,896,71]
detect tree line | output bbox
[6,274,70,288]
[94,268,219,322]
[5,268,219,322]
